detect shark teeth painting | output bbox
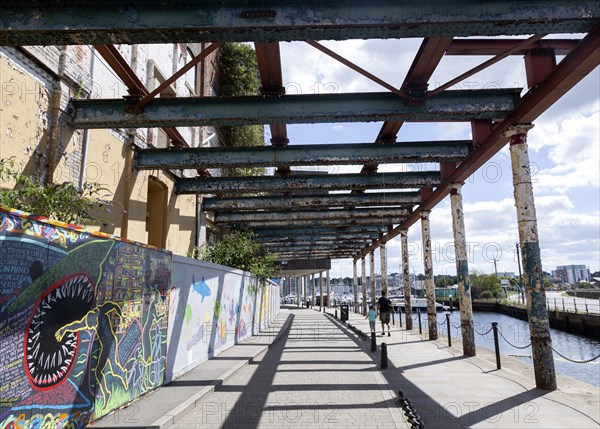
[24,272,95,389]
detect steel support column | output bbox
[353,260,358,313]
[370,251,376,307]
[401,230,413,330]
[505,124,556,390]
[326,270,331,308]
[380,244,388,295]
[450,183,476,356]
[319,271,323,311]
[361,258,367,316]
[421,211,438,340]
[311,274,315,307]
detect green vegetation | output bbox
[196,230,279,282]
[217,42,265,177]
[470,272,502,299]
[0,157,110,225]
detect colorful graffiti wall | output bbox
[166,255,280,383]
[0,208,172,428]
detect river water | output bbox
[406,310,600,388]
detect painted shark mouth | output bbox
[24,272,94,389]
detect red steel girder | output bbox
[355,23,600,260]
[446,39,580,56]
[255,41,290,175]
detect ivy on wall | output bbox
[217,42,265,177]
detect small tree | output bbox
[0,157,110,225]
[198,230,279,283]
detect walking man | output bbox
[377,290,391,336]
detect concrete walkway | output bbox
[338,309,600,429]
[169,308,407,428]
[89,305,599,429]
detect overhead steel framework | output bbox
[2,1,598,262]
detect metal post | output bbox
[554,298,557,311]
[446,313,452,347]
[371,332,377,351]
[573,299,577,313]
[417,309,422,335]
[401,230,413,330]
[353,261,358,313]
[562,299,565,312]
[492,322,501,370]
[311,274,315,308]
[398,307,403,328]
[361,257,367,316]
[421,210,438,340]
[320,271,324,312]
[506,124,556,390]
[326,269,331,308]
[380,243,388,296]
[450,183,476,356]
[370,250,376,307]
[381,342,388,369]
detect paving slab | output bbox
[338,308,600,429]
[88,310,294,429]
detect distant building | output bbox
[497,272,516,278]
[552,265,591,284]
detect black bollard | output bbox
[417,309,422,335]
[371,332,377,351]
[446,313,451,347]
[335,309,338,319]
[381,342,388,369]
[492,322,501,369]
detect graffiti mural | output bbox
[0,207,172,428]
[166,255,280,383]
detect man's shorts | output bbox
[380,312,390,324]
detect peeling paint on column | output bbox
[361,257,367,315]
[450,184,476,356]
[370,251,376,306]
[380,243,388,295]
[421,210,437,340]
[353,261,358,313]
[506,124,557,391]
[400,230,413,330]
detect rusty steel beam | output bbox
[355,23,600,260]
[202,192,421,212]
[136,140,470,170]
[2,2,597,46]
[446,38,581,56]
[255,41,290,175]
[215,208,411,223]
[176,171,440,194]
[251,225,388,236]
[68,89,520,129]
[94,45,193,151]
[228,217,400,228]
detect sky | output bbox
[268,37,600,279]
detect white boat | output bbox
[390,295,445,312]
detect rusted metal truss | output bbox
[2,2,597,262]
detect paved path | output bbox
[341,309,600,429]
[169,308,407,428]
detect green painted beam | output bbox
[215,208,410,223]
[177,171,439,194]
[1,1,597,45]
[136,141,470,170]
[228,217,403,228]
[251,225,388,237]
[203,192,421,212]
[68,90,520,129]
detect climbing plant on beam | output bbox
[217,42,265,177]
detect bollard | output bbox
[398,307,403,328]
[449,295,453,310]
[392,309,395,326]
[335,309,338,319]
[417,309,422,335]
[562,299,565,312]
[371,332,377,352]
[381,342,388,369]
[586,303,588,314]
[574,299,577,313]
[492,322,501,370]
[446,313,451,347]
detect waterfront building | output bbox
[553,265,592,284]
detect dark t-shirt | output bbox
[378,296,391,313]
